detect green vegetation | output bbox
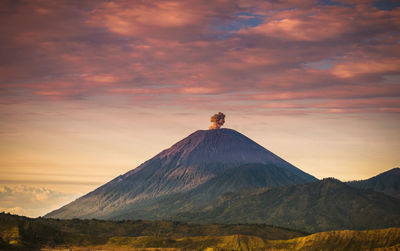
[266,228,400,251]
[347,167,400,198]
[0,212,303,250]
[1,213,400,250]
[176,178,400,232]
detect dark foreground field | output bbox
[1,213,399,250]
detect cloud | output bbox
[87,1,204,36]
[181,86,224,95]
[332,59,400,78]
[86,0,241,39]
[251,83,400,100]
[245,17,347,41]
[241,3,398,42]
[0,0,399,113]
[0,185,80,217]
[258,98,400,113]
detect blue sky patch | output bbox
[304,59,335,70]
[374,0,400,10]
[215,12,264,32]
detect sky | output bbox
[1,0,399,217]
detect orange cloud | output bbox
[86,0,228,37]
[247,17,347,41]
[81,74,119,83]
[181,87,224,95]
[332,59,400,78]
[241,4,397,42]
[252,84,400,100]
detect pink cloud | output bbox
[241,3,398,42]
[246,17,347,41]
[180,87,224,95]
[257,98,400,114]
[88,1,204,36]
[0,0,399,113]
[86,0,240,40]
[252,84,400,100]
[81,74,119,84]
[332,59,400,78]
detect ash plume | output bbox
[209,112,225,129]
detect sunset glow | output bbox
[1,0,399,217]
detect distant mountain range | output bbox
[175,178,400,232]
[46,128,400,232]
[347,167,400,198]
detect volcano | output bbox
[46,128,316,219]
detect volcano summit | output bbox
[46,128,316,220]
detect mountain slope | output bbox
[176,178,400,232]
[347,167,400,198]
[190,163,314,201]
[46,128,316,219]
[108,163,316,220]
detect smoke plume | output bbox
[209,112,225,129]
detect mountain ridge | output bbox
[174,178,400,232]
[347,167,400,198]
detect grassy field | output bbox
[1,213,400,250]
[41,229,400,251]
